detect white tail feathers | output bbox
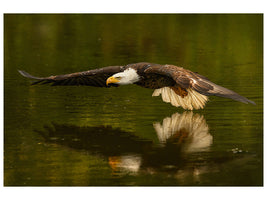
[152,87,208,110]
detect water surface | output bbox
[4,14,263,186]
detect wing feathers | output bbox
[193,80,213,92]
[18,66,124,87]
[144,63,255,105]
[191,79,256,105]
[18,70,44,80]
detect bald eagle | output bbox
[18,62,255,110]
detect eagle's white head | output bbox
[106,68,140,86]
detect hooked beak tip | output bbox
[106,76,116,86]
[106,78,110,86]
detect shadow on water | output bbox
[36,112,255,183]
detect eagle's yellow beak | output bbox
[106,76,120,86]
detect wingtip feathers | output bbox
[246,99,256,105]
[18,70,28,77]
[228,93,256,105]
[18,70,43,80]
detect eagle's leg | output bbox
[171,85,188,98]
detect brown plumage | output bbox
[19,65,125,87]
[18,62,255,110]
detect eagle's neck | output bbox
[115,68,140,85]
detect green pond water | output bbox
[4,14,263,186]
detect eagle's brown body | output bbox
[18,62,255,110]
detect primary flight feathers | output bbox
[18,62,255,110]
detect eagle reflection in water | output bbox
[38,112,216,180]
[108,112,213,178]
[153,112,212,152]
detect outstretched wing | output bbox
[18,66,125,87]
[144,64,255,105]
[190,77,256,104]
